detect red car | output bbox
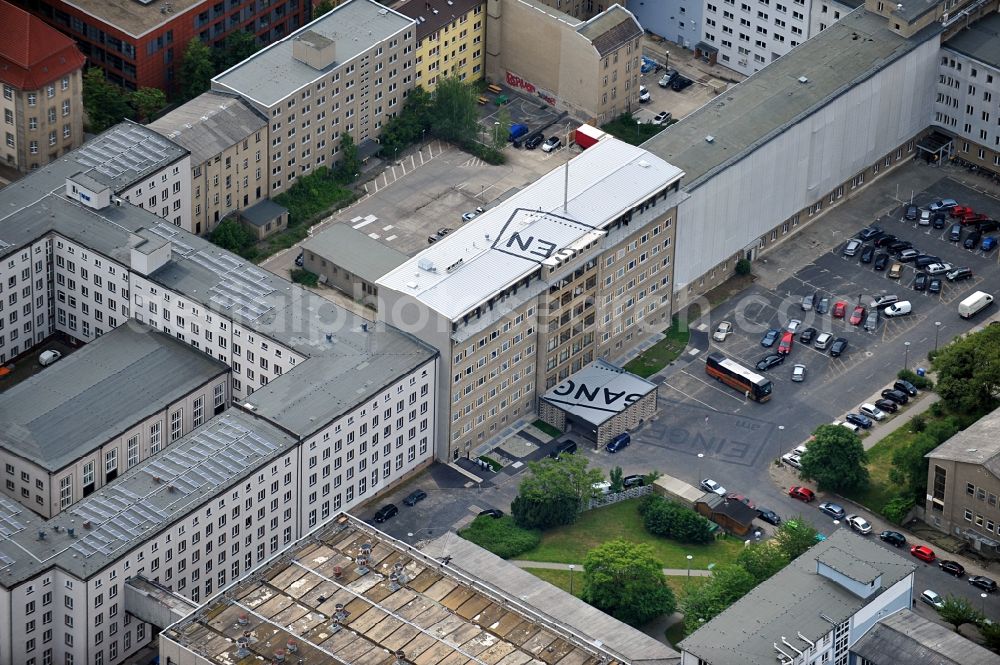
[788,486,815,502]
[951,205,974,218]
[777,331,794,355]
[726,493,756,510]
[961,213,990,226]
[849,305,866,326]
[910,545,936,562]
[832,301,847,318]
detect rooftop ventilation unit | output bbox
[235,636,251,658]
[418,258,436,272]
[705,135,715,143]
[446,258,464,273]
[798,76,809,84]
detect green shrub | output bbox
[897,368,933,390]
[929,401,946,418]
[642,496,714,544]
[290,269,319,287]
[459,515,540,558]
[461,140,505,165]
[881,495,916,525]
[735,258,752,276]
[910,414,927,433]
[273,167,355,227]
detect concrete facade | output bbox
[486,0,644,124]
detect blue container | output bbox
[916,367,926,377]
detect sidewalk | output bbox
[510,559,712,578]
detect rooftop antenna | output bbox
[562,159,570,213]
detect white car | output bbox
[781,453,802,469]
[791,364,806,382]
[713,321,733,342]
[592,481,612,495]
[700,478,726,496]
[846,514,872,535]
[786,319,802,333]
[918,209,931,226]
[859,403,886,421]
[39,349,62,366]
[883,301,912,318]
[925,262,953,275]
[639,86,651,103]
[652,111,672,125]
[541,136,562,153]
[920,589,944,609]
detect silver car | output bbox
[791,364,806,382]
[843,239,862,256]
[713,321,733,342]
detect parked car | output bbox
[857,225,883,241]
[791,363,806,382]
[964,230,983,249]
[757,509,782,526]
[295,252,304,267]
[462,207,484,221]
[970,576,998,592]
[946,267,973,281]
[38,349,62,366]
[879,530,907,547]
[541,136,562,152]
[904,204,919,220]
[623,475,646,488]
[846,515,872,534]
[920,589,945,609]
[928,198,958,212]
[524,133,545,149]
[760,328,780,347]
[713,321,733,342]
[799,327,817,343]
[726,493,756,510]
[403,489,428,506]
[898,248,920,263]
[701,479,726,496]
[871,294,899,309]
[910,545,936,562]
[875,234,898,248]
[925,262,953,275]
[782,452,803,469]
[830,337,848,357]
[913,272,928,291]
[874,398,899,413]
[816,297,830,314]
[975,219,1000,234]
[638,85,651,102]
[755,354,785,371]
[658,71,677,87]
[874,253,890,270]
[888,262,903,279]
[894,379,918,396]
[859,403,886,421]
[928,278,942,294]
[883,301,912,317]
[478,508,504,519]
[860,246,875,263]
[881,388,909,405]
[373,503,399,523]
[549,439,578,459]
[843,239,862,256]
[788,486,815,502]
[950,205,973,217]
[849,305,866,326]
[863,309,879,332]
[652,111,672,125]
[889,240,914,253]
[939,560,966,577]
[962,212,989,226]
[606,432,631,453]
[932,212,948,228]
[786,318,802,333]
[832,301,847,318]
[914,254,941,268]
[819,502,846,519]
[949,223,963,242]
[777,332,794,355]
[801,292,816,311]
[845,413,873,429]
[983,236,998,251]
[918,209,931,226]
[814,332,834,350]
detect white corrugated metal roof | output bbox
[377,138,683,320]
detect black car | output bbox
[757,509,781,526]
[830,337,848,357]
[524,133,545,149]
[894,379,918,396]
[932,212,948,228]
[549,439,578,459]
[295,252,305,267]
[964,230,983,249]
[816,297,830,314]
[845,413,873,429]
[914,254,941,268]
[873,253,890,271]
[373,503,399,523]
[913,272,928,291]
[875,234,898,248]
[928,277,942,294]
[904,204,919,220]
[799,327,817,344]
[897,248,920,262]
[970,575,998,592]
[671,75,693,91]
[946,267,973,282]
[857,225,883,241]
[755,354,785,371]
[874,398,899,413]
[623,474,646,488]
[860,246,875,263]
[889,240,914,253]
[879,530,907,547]
[939,560,966,577]
[402,489,427,506]
[976,219,1000,233]
[881,388,909,405]
[478,508,504,519]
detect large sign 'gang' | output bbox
[547,380,644,414]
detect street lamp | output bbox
[569,564,575,595]
[983,592,988,614]
[904,341,911,371]
[686,554,693,578]
[934,321,942,351]
[697,453,704,481]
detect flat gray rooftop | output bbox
[942,11,1000,70]
[0,410,297,586]
[850,608,1000,665]
[239,198,287,227]
[679,529,914,665]
[302,223,408,283]
[212,0,414,108]
[541,358,657,427]
[0,323,228,472]
[926,406,1000,477]
[642,8,941,189]
[148,91,267,167]
[71,121,187,192]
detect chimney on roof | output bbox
[293,30,337,70]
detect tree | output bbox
[313,0,340,16]
[642,496,715,544]
[215,31,259,72]
[430,76,479,145]
[208,218,257,258]
[581,539,675,626]
[979,619,1000,652]
[458,515,540,559]
[938,595,982,632]
[180,38,216,100]
[888,432,939,501]
[493,106,513,150]
[774,518,820,560]
[609,466,624,493]
[335,132,360,183]
[799,424,869,493]
[932,325,1000,414]
[736,542,789,584]
[511,455,603,529]
[378,86,432,157]
[82,68,132,133]
[130,87,167,122]
[678,564,756,633]
[735,258,751,276]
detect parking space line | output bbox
[678,369,747,406]
[660,378,723,410]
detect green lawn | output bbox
[624,317,691,378]
[600,113,670,146]
[521,568,584,598]
[519,499,743,569]
[844,425,912,513]
[532,419,562,438]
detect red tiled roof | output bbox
[0,0,85,90]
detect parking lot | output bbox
[476,84,581,149]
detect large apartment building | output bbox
[149,91,269,236]
[392,0,486,92]
[21,0,310,95]
[378,137,681,461]
[212,0,416,196]
[0,0,84,172]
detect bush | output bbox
[897,368,934,390]
[273,167,355,227]
[461,140,505,165]
[910,414,927,433]
[929,401,947,418]
[459,516,540,559]
[642,496,714,544]
[511,493,580,530]
[881,495,915,525]
[208,218,258,260]
[735,258,752,276]
[290,269,319,287]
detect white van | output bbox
[959,291,994,319]
[883,301,912,317]
[39,349,62,366]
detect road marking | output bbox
[368,233,380,239]
[353,214,378,229]
[660,379,720,410]
[385,235,398,241]
[678,369,745,404]
[382,225,394,231]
